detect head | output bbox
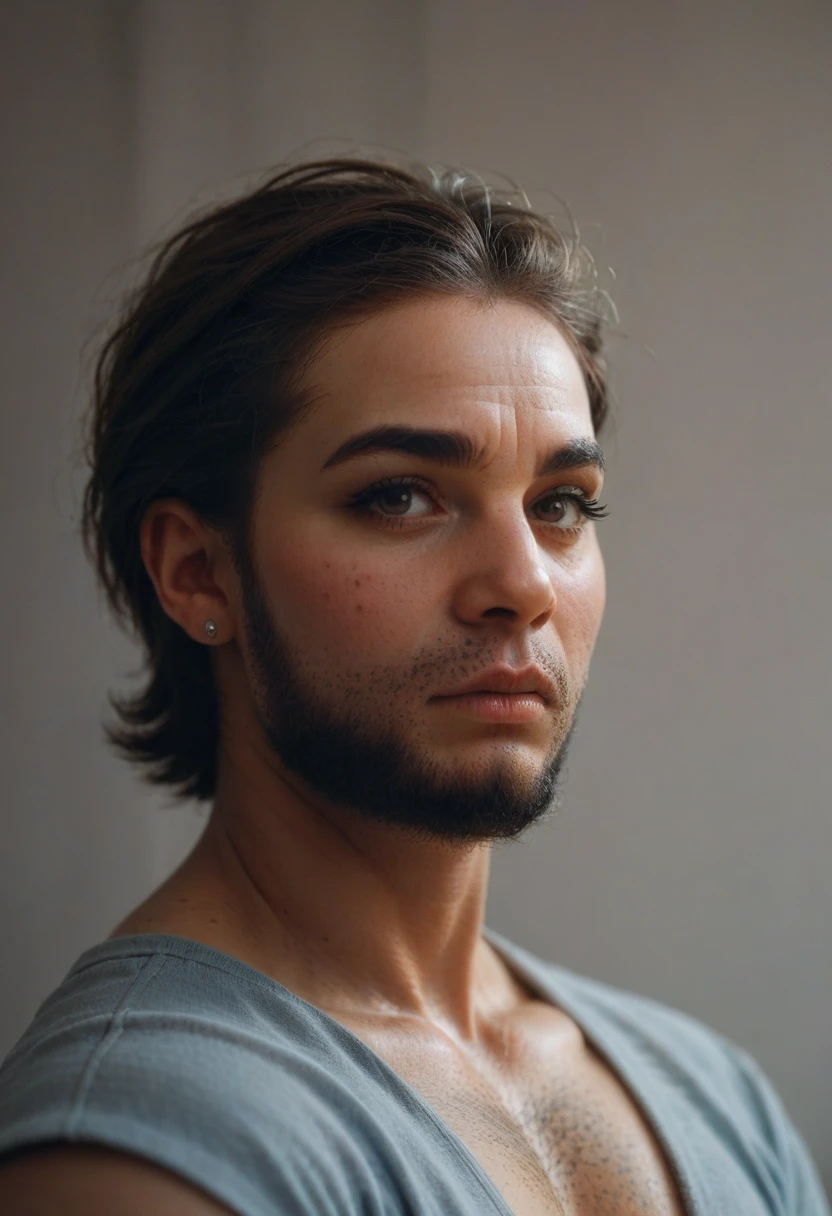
[83,157,612,843]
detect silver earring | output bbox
[204,619,218,640]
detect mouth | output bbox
[431,664,555,704]
[431,690,547,724]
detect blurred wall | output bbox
[1,0,829,1188]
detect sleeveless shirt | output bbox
[0,928,827,1215]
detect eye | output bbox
[349,476,437,523]
[347,477,609,533]
[531,489,609,531]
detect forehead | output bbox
[297,295,594,453]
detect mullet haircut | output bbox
[82,156,613,802]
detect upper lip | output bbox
[432,665,555,705]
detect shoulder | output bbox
[0,937,387,1216]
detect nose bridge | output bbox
[455,498,555,627]
[485,496,542,570]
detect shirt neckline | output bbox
[72,928,700,1216]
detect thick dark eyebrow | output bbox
[320,425,605,477]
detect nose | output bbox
[450,507,556,633]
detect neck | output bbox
[150,740,509,1036]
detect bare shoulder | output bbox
[0,1143,237,1215]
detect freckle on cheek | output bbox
[355,604,364,613]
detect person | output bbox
[0,158,827,1216]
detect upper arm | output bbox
[0,1144,239,1216]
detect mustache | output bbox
[404,645,570,707]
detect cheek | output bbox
[556,542,606,664]
[259,535,435,653]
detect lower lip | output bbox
[432,692,547,723]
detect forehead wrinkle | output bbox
[472,401,521,473]
[356,384,576,439]
[296,375,571,430]
[355,367,574,400]
[288,324,590,474]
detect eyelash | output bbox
[348,475,610,533]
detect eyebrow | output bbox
[320,425,605,477]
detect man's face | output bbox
[230,295,607,842]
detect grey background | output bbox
[1,0,829,1191]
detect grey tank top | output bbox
[0,928,827,1215]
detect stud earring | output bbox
[204,619,218,640]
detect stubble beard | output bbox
[235,543,581,844]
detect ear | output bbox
[139,499,236,646]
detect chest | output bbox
[344,1008,689,1216]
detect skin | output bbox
[122,294,608,1027]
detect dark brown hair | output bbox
[82,156,613,803]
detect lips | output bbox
[432,665,555,706]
